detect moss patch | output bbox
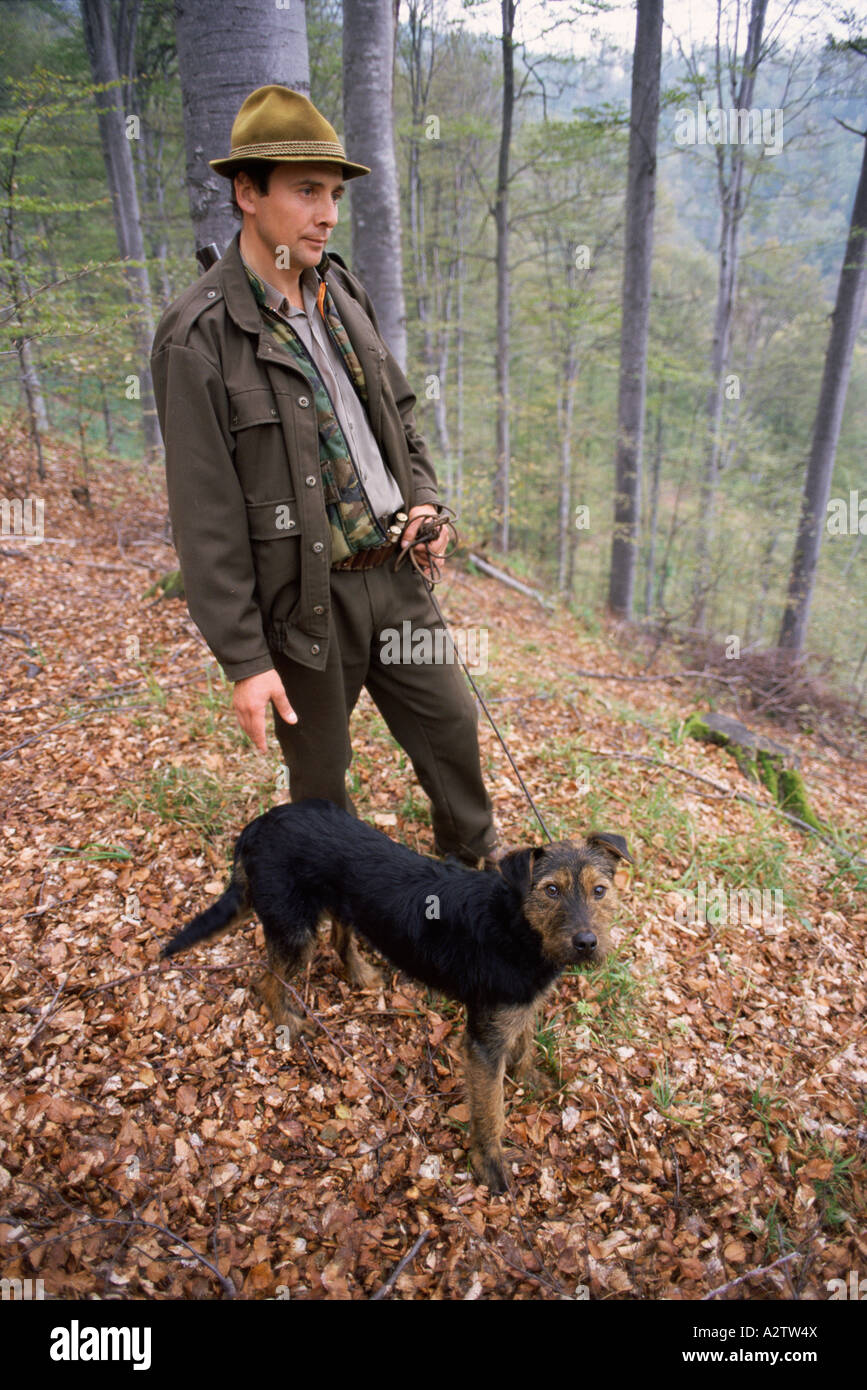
[686,711,826,835]
[778,768,826,832]
[756,749,782,800]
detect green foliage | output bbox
[120,764,250,844]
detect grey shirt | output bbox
[242,257,405,522]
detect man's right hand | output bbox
[232,669,297,753]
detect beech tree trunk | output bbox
[778,132,867,654]
[454,166,467,515]
[692,0,768,627]
[493,0,516,553]
[343,0,407,367]
[644,386,664,615]
[81,0,162,459]
[173,0,310,256]
[608,0,663,617]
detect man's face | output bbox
[234,162,345,273]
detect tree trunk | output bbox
[644,387,664,615]
[17,341,47,484]
[778,132,867,655]
[80,0,161,460]
[493,0,516,553]
[405,0,434,355]
[143,120,172,304]
[433,250,454,495]
[692,0,768,627]
[608,0,663,618]
[555,241,580,595]
[173,0,310,256]
[454,167,466,516]
[100,379,116,454]
[343,0,407,367]
[556,350,579,595]
[18,339,49,433]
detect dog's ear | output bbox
[496,847,545,895]
[586,832,632,868]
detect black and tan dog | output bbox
[161,798,631,1193]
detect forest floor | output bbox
[1,433,865,1301]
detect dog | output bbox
[161,798,631,1193]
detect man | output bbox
[151,86,498,866]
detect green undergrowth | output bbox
[120,763,267,846]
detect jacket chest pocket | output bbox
[229,386,295,499]
[229,386,280,431]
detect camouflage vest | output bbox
[244,265,388,561]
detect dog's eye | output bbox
[544,883,560,899]
[593,884,607,899]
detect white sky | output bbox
[436,0,867,58]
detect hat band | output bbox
[226,139,349,161]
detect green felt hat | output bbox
[210,85,370,180]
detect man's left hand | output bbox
[401,505,448,577]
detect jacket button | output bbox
[313,605,324,615]
[310,644,320,655]
[305,475,316,487]
[206,290,216,299]
[270,408,277,416]
[312,542,324,553]
[298,395,310,407]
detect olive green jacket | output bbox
[151,232,439,681]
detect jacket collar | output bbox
[219,230,333,334]
[217,231,383,433]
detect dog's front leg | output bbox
[330,918,382,990]
[255,934,316,1042]
[464,1009,509,1194]
[506,1008,545,1090]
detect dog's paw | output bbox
[511,1062,548,1093]
[471,1147,509,1196]
[252,976,314,1041]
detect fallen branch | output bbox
[0,706,155,761]
[16,1187,236,1299]
[467,552,553,610]
[1,667,217,761]
[370,1230,430,1300]
[575,747,867,868]
[571,667,743,686]
[701,1251,799,1300]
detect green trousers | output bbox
[270,560,496,863]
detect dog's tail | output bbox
[161,823,256,961]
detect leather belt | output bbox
[331,539,399,572]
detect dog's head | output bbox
[498,832,632,967]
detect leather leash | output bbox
[395,511,554,845]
